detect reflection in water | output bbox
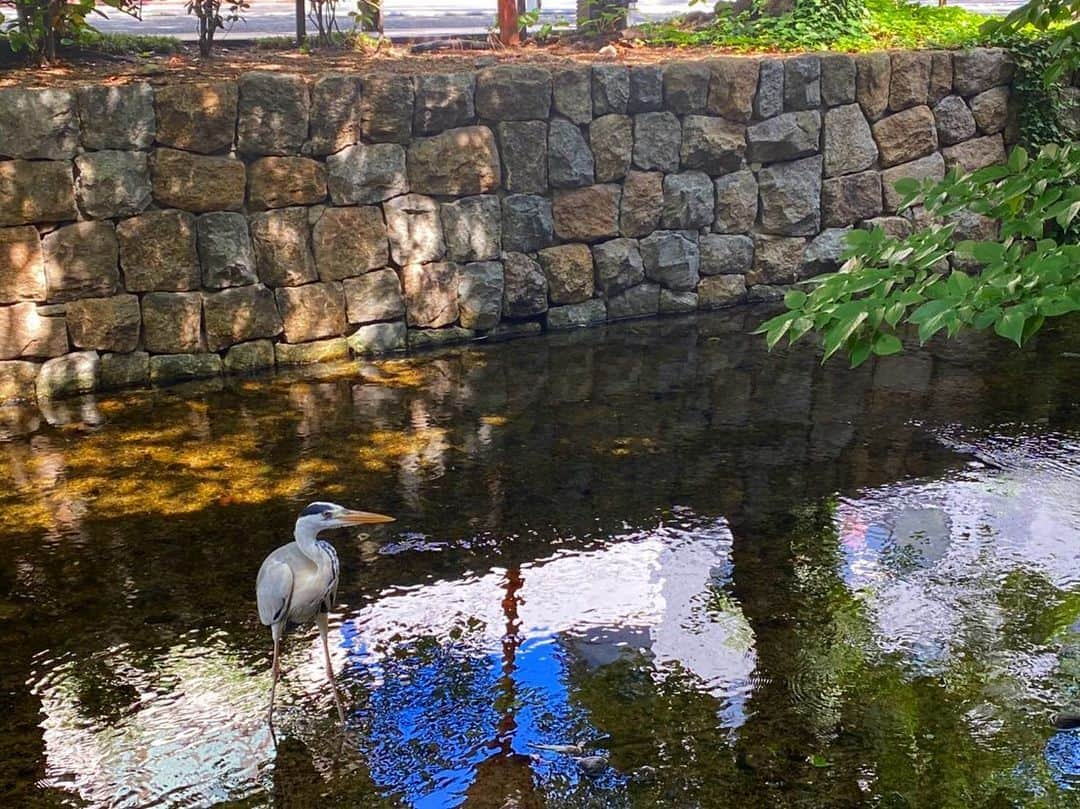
[0,310,1078,807]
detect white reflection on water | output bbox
[30,520,753,808]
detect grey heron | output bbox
[256,501,394,724]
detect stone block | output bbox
[0,160,75,226]
[784,55,820,111]
[629,66,663,113]
[441,195,501,262]
[632,112,681,172]
[552,66,592,124]
[502,252,548,318]
[700,234,753,275]
[592,238,644,296]
[275,281,347,342]
[933,96,977,146]
[712,170,758,233]
[804,227,851,273]
[663,61,711,114]
[343,268,405,324]
[475,65,552,120]
[153,82,237,153]
[591,115,633,182]
[538,244,594,304]
[306,73,362,156]
[942,134,1005,173]
[384,194,445,265]
[0,302,68,359]
[249,207,318,287]
[856,52,891,121]
[822,170,883,226]
[680,115,745,175]
[326,142,407,205]
[312,205,388,281]
[661,171,714,230]
[75,150,151,219]
[0,88,77,159]
[457,261,503,329]
[66,294,141,352]
[552,185,620,242]
[501,195,555,253]
[118,210,201,292]
[970,86,1010,134]
[414,72,476,134]
[641,230,699,291]
[77,82,154,150]
[141,292,203,353]
[275,338,349,366]
[881,152,945,212]
[820,54,856,107]
[755,59,784,119]
[408,326,475,349]
[361,73,414,143]
[608,283,660,320]
[0,226,46,303]
[408,125,501,196]
[149,353,222,384]
[548,119,594,188]
[546,299,606,330]
[759,155,822,236]
[619,170,663,238]
[953,48,1014,97]
[151,148,245,212]
[872,106,938,167]
[698,274,746,309]
[402,261,460,327]
[498,120,548,193]
[748,234,806,285]
[0,360,39,403]
[707,57,759,122]
[659,289,697,314]
[100,351,150,389]
[889,51,931,111]
[42,222,119,302]
[929,51,954,104]
[203,284,283,351]
[197,212,257,289]
[823,104,877,178]
[37,351,99,399]
[223,340,276,374]
[592,65,630,115]
[348,321,407,355]
[247,157,327,210]
[746,111,820,163]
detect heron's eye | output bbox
[322,511,332,520]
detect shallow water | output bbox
[1,310,1079,808]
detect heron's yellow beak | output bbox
[338,509,395,525]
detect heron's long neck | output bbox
[294,522,332,567]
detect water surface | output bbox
[1,310,1079,808]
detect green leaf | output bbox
[994,307,1027,347]
[784,289,808,309]
[849,337,872,368]
[822,310,868,362]
[872,333,904,356]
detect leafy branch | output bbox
[755,144,1080,366]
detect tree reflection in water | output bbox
[0,310,1078,807]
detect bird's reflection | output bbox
[271,736,323,809]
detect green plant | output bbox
[984,0,1079,85]
[185,0,247,57]
[756,145,1080,366]
[1,0,138,62]
[77,31,183,54]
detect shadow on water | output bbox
[0,309,1079,807]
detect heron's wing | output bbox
[256,555,294,627]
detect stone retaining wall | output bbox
[0,48,1016,403]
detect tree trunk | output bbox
[295,0,306,45]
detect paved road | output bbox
[93,0,1025,40]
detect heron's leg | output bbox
[268,632,281,725]
[317,613,346,725]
